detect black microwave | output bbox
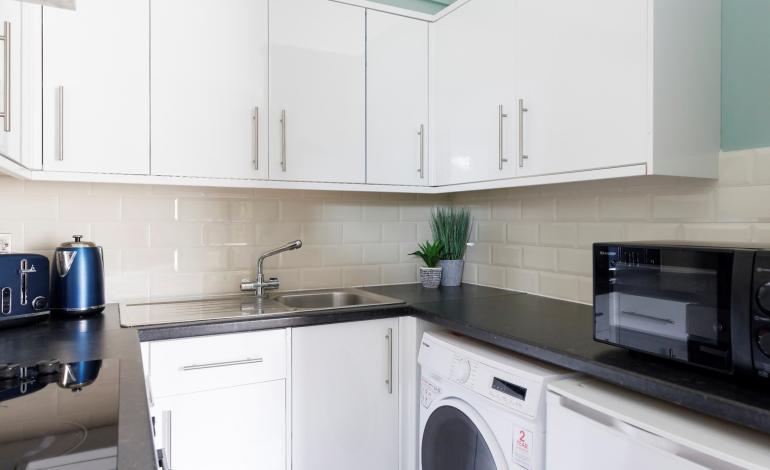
[593,241,770,378]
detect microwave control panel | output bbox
[751,252,770,376]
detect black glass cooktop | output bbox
[0,358,119,470]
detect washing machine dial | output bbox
[451,357,472,384]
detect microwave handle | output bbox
[554,393,735,469]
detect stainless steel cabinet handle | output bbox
[418,124,425,179]
[0,21,10,133]
[180,357,263,371]
[162,410,173,470]
[498,105,508,170]
[280,110,287,172]
[518,99,528,167]
[385,328,393,394]
[253,107,259,171]
[58,86,64,161]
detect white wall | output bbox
[0,179,447,301]
[452,148,770,304]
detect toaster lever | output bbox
[19,259,36,306]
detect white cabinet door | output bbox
[292,318,399,470]
[269,0,365,183]
[154,381,287,470]
[151,0,268,180]
[366,10,428,186]
[515,0,648,176]
[0,0,20,164]
[430,0,517,185]
[42,0,149,174]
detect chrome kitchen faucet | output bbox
[240,240,302,298]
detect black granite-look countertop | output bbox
[3,283,770,469]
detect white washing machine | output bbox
[418,331,573,470]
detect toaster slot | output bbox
[1,287,10,315]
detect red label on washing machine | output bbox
[513,427,533,469]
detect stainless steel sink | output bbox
[272,290,386,309]
[119,288,404,327]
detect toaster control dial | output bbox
[758,330,770,358]
[32,296,48,311]
[756,282,770,314]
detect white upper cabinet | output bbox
[515,0,649,177]
[514,0,721,178]
[269,0,365,183]
[0,0,21,165]
[430,0,517,186]
[366,11,429,186]
[42,0,149,174]
[151,0,268,180]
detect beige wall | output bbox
[4,148,766,305]
[0,178,447,302]
[452,148,770,304]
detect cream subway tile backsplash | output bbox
[452,149,770,304]
[0,180,443,303]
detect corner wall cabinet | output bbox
[4,0,720,193]
[366,10,429,186]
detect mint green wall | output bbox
[368,0,455,15]
[722,0,770,150]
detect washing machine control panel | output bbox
[451,354,541,417]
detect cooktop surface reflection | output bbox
[0,358,119,470]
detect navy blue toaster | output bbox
[0,253,50,327]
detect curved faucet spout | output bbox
[242,240,303,298]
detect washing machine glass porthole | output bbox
[422,405,497,470]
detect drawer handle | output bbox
[180,357,263,371]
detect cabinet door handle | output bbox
[162,410,173,470]
[0,21,11,133]
[518,98,528,167]
[253,106,259,171]
[418,124,425,179]
[58,86,65,161]
[498,105,508,170]
[180,357,263,371]
[385,328,393,394]
[280,110,287,172]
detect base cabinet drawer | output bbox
[148,329,287,398]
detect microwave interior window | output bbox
[595,246,733,371]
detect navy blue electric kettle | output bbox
[50,235,106,315]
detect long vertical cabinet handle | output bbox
[57,86,65,161]
[498,105,508,170]
[385,328,393,394]
[417,124,425,179]
[253,107,259,170]
[162,410,173,470]
[0,21,10,132]
[280,110,287,172]
[518,98,528,167]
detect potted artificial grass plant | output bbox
[410,240,443,288]
[430,207,472,287]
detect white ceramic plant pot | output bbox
[419,267,443,289]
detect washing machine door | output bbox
[421,398,508,470]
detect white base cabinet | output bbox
[153,381,286,470]
[292,318,400,470]
[143,329,291,470]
